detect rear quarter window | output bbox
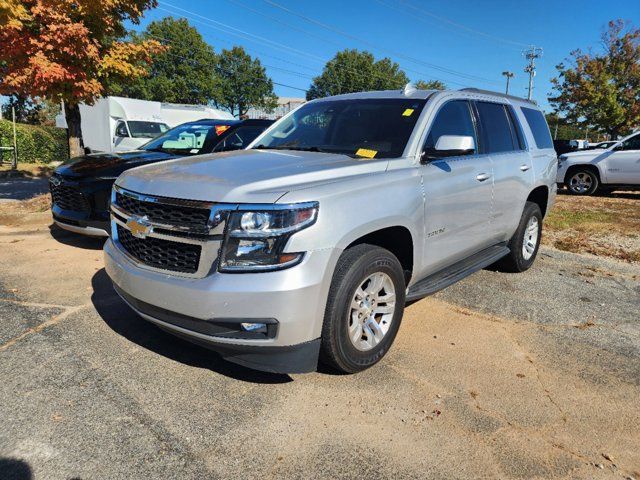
[521,107,553,149]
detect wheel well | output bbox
[346,226,413,283]
[564,164,601,184]
[527,186,549,217]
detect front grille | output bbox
[50,182,90,212]
[116,225,201,274]
[115,192,210,230]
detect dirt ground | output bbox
[0,193,639,479]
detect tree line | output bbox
[1,1,638,158]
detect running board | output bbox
[406,243,510,302]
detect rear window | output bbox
[521,107,553,149]
[475,102,517,153]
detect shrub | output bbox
[0,120,68,164]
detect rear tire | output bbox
[565,168,599,195]
[495,201,542,273]
[320,244,406,373]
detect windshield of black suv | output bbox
[142,122,237,155]
[252,98,426,158]
[127,121,169,138]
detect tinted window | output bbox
[424,100,476,151]
[620,134,640,151]
[521,107,553,149]
[127,121,170,139]
[143,122,234,155]
[475,102,516,153]
[213,126,267,152]
[507,106,526,150]
[254,99,426,158]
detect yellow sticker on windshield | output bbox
[402,108,414,116]
[356,148,377,159]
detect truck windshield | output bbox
[142,122,235,154]
[127,121,170,139]
[252,98,426,159]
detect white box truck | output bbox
[68,97,234,153]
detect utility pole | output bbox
[502,71,514,95]
[523,46,543,101]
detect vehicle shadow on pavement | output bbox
[90,268,293,384]
[48,224,106,250]
[0,458,32,480]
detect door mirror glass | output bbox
[423,135,475,160]
[115,122,129,138]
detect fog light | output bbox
[240,322,268,333]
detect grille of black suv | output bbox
[50,182,90,212]
[115,192,210,230]
[116,224,201,274]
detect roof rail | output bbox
[459,88,536,105]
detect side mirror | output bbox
[422,135,475,162]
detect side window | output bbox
[521,107,553,149]
[424,100,476,152]
[620,134,640,151]
[506,106,526,150]
[475,102,516,153]
[115,121,129,138]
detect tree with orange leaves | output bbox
[0,0,164,157]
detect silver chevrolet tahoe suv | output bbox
[104,87,557,374]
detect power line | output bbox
[156,3,470,90]
[378,0,529,50]
[262,0,503,86]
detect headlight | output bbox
[218,202,318,272]
[558,155,567,163]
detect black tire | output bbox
[565,168,599,195]
[320,244,406,373]
[494,201,543,273]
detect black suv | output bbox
[50,118,273,236]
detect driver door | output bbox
[420,100,494,273]
[606,133,640,184]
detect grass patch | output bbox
[0,162,56,178]
[543,192,640,263]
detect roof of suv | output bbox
[310,86,536,107]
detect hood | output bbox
[561,149,610,161]
[55,150,177,179]
[115,149,389,204]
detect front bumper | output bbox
[50,176,113,237]
[104,238,339,373]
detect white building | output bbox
[245,97,306,120]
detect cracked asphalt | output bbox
[0,212,638,479]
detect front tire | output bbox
[320,244,406,373]
[495,201,543,273]
[566,169,599,195]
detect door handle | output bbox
[520,164,531,172]
[476,173,491,182]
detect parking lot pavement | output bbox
[0,216,639,479]
[0,177,49,202]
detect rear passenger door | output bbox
[474,101,533,239]
[420,100,495,273]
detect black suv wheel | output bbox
[320,244,406,373]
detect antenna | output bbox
[403,83,417,96]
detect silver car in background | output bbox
[104,86,557,374]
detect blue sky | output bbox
[2,0,637,113]
[134,0,638,112]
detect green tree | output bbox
[1,95,62,126]
[415,79,446,90]
[549,20,640,138]
[213,46,277,117]
[109,17,219,104]
[306,49,409,100]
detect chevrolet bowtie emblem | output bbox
[126,215,153,239]
[50,176,61,187]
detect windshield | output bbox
[252,98,426,158]
[127,121,170,139]
[142,122,236,155]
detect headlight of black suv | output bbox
[218,202,319,272]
